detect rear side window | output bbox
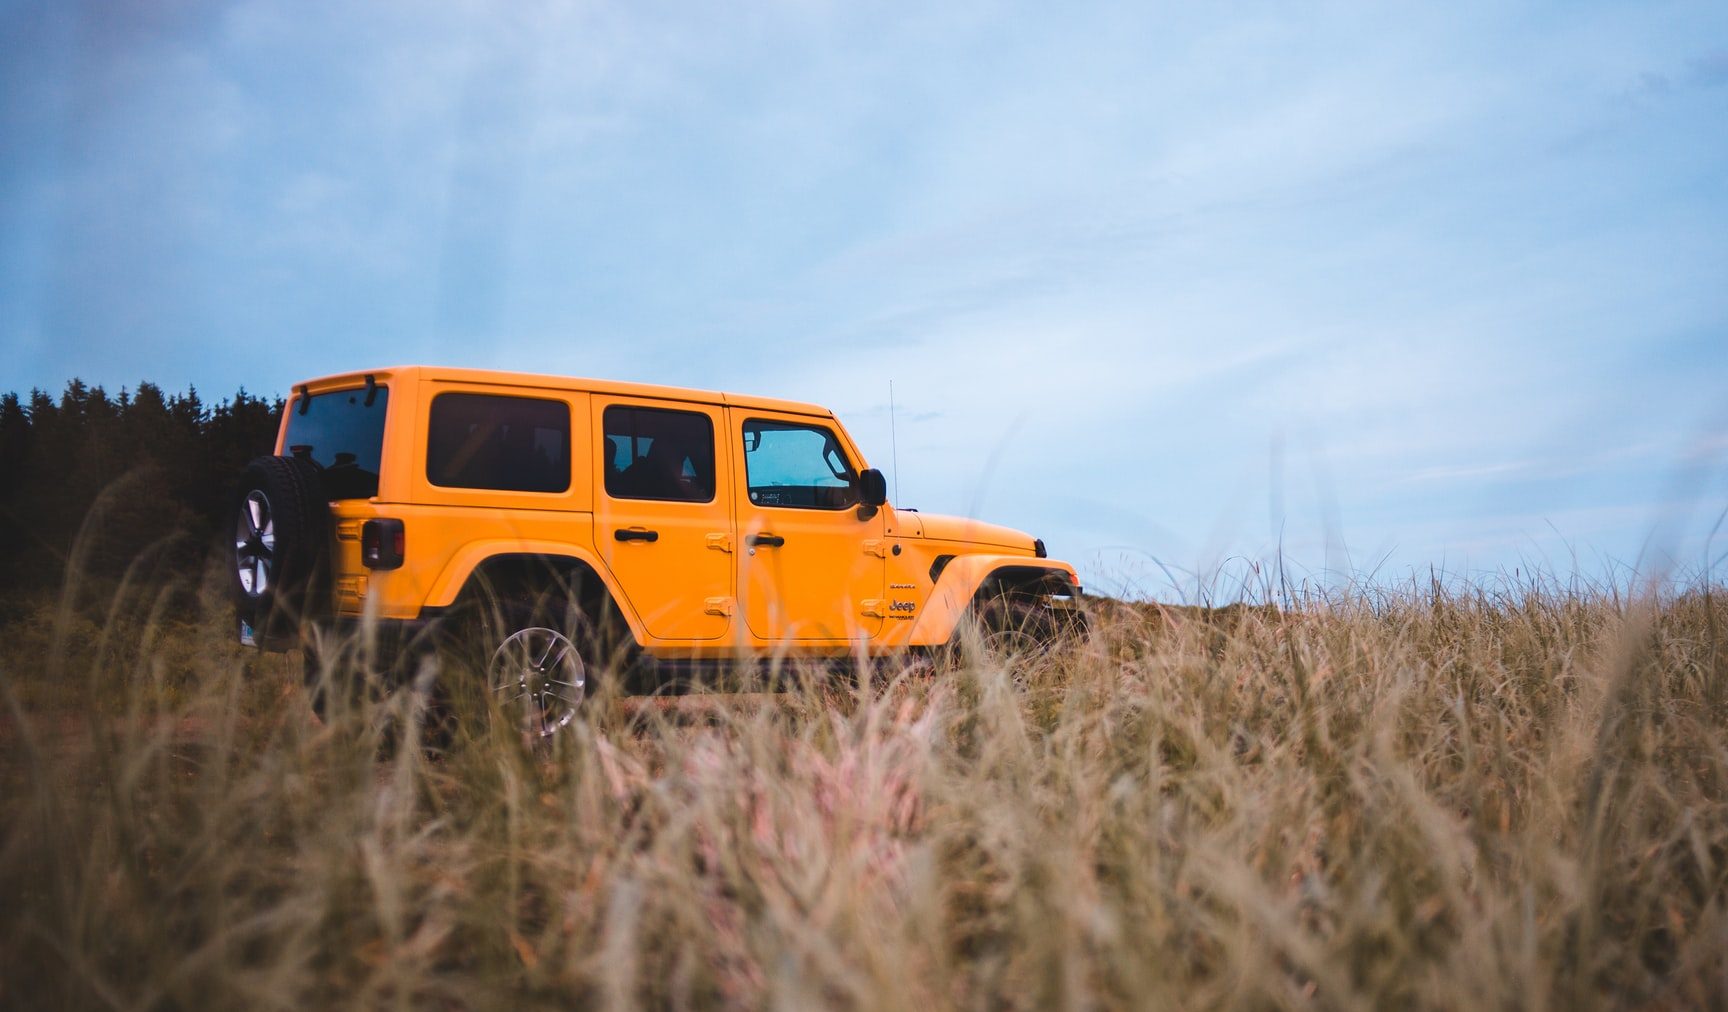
[283,385,389,499]
[427,393,570,493]
[602,405,715,503]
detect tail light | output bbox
[361,518,405,570]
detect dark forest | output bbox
[0,380,282,597]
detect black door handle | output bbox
[746,533,785,548]
[615,528,659,543]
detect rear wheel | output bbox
[487,621,588,739]
[446,595,600,745]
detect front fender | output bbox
[908,555,1079,646]
[423,539,646,642]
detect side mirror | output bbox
[858,468,887,507]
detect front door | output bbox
[593,398,733,640]
[731,411,884,642]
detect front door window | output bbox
[742,420,858,511]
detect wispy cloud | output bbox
[3,0,1726,586]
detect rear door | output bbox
[731,410,884,642]
[592,397,733,640]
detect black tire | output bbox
[299,622,383,724]
[980,598,1062,658]
[300,622,344,722]
[301,620,437,743]
[934,597,1066,671]
[232,454,331,651]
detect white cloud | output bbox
[4,0,1727,589]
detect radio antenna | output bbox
[888,379,902,504]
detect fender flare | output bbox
[423,539,646,643]
[908,555,1079,646]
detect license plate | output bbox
[238,618,257,648]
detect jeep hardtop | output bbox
[233,366,1082,736]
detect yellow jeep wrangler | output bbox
[232,366,1082,735]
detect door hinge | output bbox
[862,539,887,558]
[860,599,886,618]
[704,596,735,617]
[706,533,734,553]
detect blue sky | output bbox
[3,1,1726,596]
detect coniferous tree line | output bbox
[0,380,282,594]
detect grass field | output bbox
[2,566,1725,1009]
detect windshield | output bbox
[282,385,388,499]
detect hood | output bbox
[898,511,1037,553]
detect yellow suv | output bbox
[232,366,1082,734]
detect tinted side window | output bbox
[283,386,389,499]
[742,419,858,510]
[427,393,570,493]
[602,406,715,503]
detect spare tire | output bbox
[232,454,332,651]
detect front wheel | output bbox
[934,597,1082,672]
[979,598,1062,659]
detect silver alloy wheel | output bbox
[235,489,275,598]
[488,626,586,738]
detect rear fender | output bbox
[908,555,1079,645]
[424,540,646,643]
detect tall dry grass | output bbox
[2,564,1725,1009]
